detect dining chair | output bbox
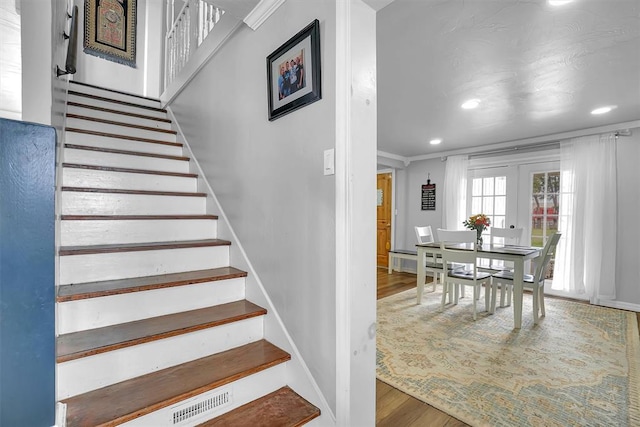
[491,233,562,325]
[437,229,495,320]
[414,225,442,292]
[486,226,524,307]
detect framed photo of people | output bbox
[267,19,322,121]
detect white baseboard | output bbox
[595,299,640,313]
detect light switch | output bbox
[324,148,335,175]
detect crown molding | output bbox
[244,0,286,30]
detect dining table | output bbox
[416,241,542,329]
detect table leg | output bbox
[513,259,524,329]
[417,248,425,304]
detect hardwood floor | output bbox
[376,268,469,427]
[375,267,640,427]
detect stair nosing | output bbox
[57,267,245,302]
[61,186,206,198]
[63,162,197,178]
[68,90,166,113]
[56,301,267,363]
[59,239,230,256]
[61,340,291,427]
[67,114,177,135]
[196,386,320,427]
[67,101,172,123]
[65,128,182,147]
[64,143,189,161]
[69,81,162,103]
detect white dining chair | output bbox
[486,227,524,307]
[437,229,495,320]
[414,226,442,292]
[491,233,561,324]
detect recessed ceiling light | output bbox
[591,105,617,115]
[548,0,573,6]
[461,99,481,109]
[430,138,442,145]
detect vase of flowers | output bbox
[463,214,491,246]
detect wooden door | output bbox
[377,173,392,267]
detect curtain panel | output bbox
[442,155,469,231]
[554,133,617,303]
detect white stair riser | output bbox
[65,131,182,156]
[67,94,167,119]
[57,319,264,399]
[64,148,190,173]
[66,117,177,143]
[123,366,287,426]
[67,105,173,130]
[61,218,216,246]
[61,192,205,216]
[62,168,197,193]
[69,85,162,109]
[59,246,229,284]
[58,278,245,334]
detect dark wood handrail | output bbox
[56,5,78,77]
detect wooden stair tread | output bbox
[67,101,172,123]
[67,113,177,135]
[65,128,181,147]
[61,340,290,427]
[59,239,230,256]
[63,162,198,178]
[61,186,206,197]
[57,266,244,301]
[70,81,162,103]
[64,143,188,161]
[57,300,266,362]
[197,386,320,427]
[68,90,166,112]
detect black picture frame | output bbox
[267,19,322,121]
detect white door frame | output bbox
[335,1,377,426]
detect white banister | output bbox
[164,0,225,91]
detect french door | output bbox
[467,166,518,241]
[468,160,565,293]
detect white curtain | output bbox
[553,133,617,303]
[442,155,469,230]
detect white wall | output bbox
[168,0,338,413]
[72,0,162,97]
[615,129,640,307]
[387,157,445,271]
[20,0,52,124]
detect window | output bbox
[470,176,507,241]
[530,171,560,279]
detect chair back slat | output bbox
[490,227,523,245]
[415,225,435,245]
[437,229,477,264]
[532,233,562,283]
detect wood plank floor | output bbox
[375,267,640,427]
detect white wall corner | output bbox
[243,0,286,30]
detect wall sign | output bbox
[421,179,436,211]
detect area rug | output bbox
[377,288,640,427]
[84,0,137,67]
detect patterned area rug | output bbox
[377,288,640,427]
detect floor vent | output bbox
[171,387,233,425]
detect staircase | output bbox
[56,81,321,426]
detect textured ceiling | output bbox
[377,0,640,158]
